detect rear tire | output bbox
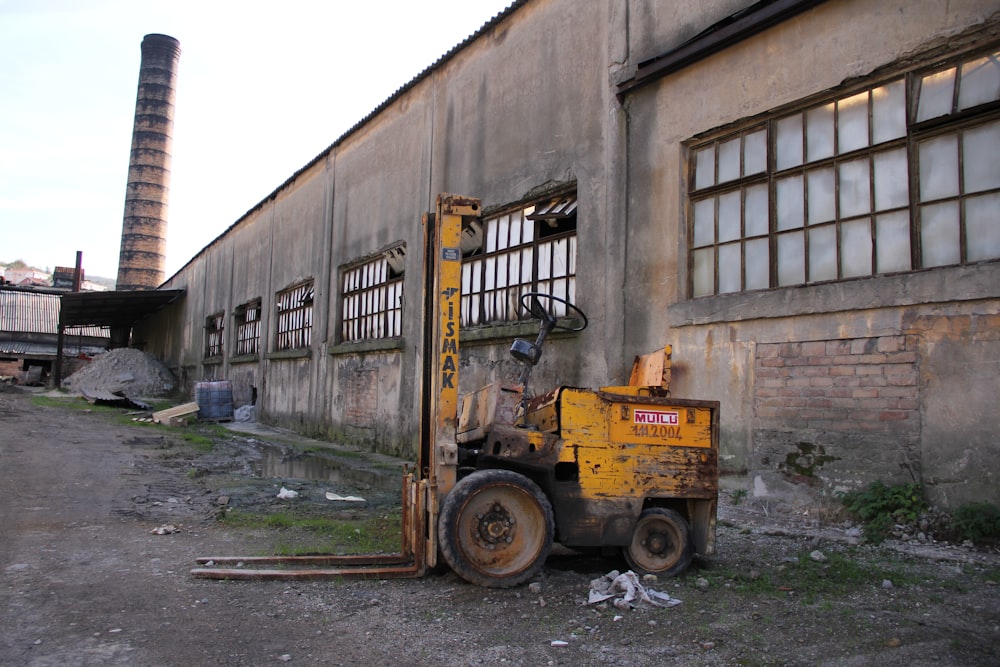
[623,508,693,577]
[438,469,554,587]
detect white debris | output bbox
[277,487,299,499]
[324,492,364,502]
[233,404,256,422]
[150,524,179,535]
[550,640,569,647]
[588,570,682,609]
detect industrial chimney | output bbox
[116,33,181,291]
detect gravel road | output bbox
[2,385,998,666]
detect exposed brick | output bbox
[801,341,827,356]
[883,351,918,365]
[879,386,919,399]
[851,338,878,355]
[877,335,906,353]
[828,366,855,376]
[757,343,781,358]
[851,388,879,399]
[856,365,884,376]
[780,342,802,358]
[809,376,835,387]
[801,366,830,377]
[826,340,853,356]
[759,357,786,368]
[859,375,888,387]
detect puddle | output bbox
[253,443,400,492]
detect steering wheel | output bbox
[519,292,588,332]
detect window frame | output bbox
[461,193,578,328]
[339,245,405,343]
[686,46,1000,299]
[274,280,314,352]
[204,312,225,359]
[233,299,262,358]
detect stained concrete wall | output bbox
[139,0,1000,507]
[623,0,1000,507]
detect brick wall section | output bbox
[755,335,920,436]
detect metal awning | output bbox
[59,289,185,328]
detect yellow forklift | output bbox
[192,194,718,586]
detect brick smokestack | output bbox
[116,34,181,291]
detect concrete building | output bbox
[137,0,1000,510]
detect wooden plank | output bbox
[152,401,199,424]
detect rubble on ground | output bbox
[62,348,175,398]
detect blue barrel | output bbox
[195,380,234,421]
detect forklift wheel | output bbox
[438,469,554,588]
[623,508,693,577]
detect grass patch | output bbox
[714,547,919,603]
[221,509,402,555]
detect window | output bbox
[461,194,577,327]
[234,299,261,357]
[341,246,405,342]
[275,280,313,351]
[689,48,1000,297]
[204,312,224,358]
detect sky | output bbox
[0,0,514,281]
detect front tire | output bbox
[438,469,554,587]
[623,508,693,577]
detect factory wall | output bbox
[139,0,1000,507]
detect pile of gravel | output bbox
[63,348,176,398]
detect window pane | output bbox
[776,114,803,170]
[776,175,804,231]
[920,201,961,267]
[718,191,741,242]
[838,92,870,154]
[695,146,715,189]
[550,237,569,277]
[744,184,769,237]
[839,158,871,218]
[965,192,1000,261]
[876,210,911,274]
[873,148,909,211]
[693,198,715,247]
[718,243,742,293]
[916,67,956,122]
[841,218,873,278]
[692,248,715,297]
[918,135,960,201]
[806,103,835,162]
[745,129,767,175]
[744,238,769,290]
[807,167,836,224]
[777,231,805,286]
[497,215,511,251]
[872,79,906,143]
[962,119,1000,194]
[958,52,1000,111]
[808,224,837,282]
[486,218,499,252]
[718,137,741,183]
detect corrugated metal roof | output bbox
[0,340,108,357]
[0,289,109,337]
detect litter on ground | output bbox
[588,570,682,609]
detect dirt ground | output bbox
[2,385,998,667]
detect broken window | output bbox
[340,245,405,342]
[275,280,314,351]
[204,312,224,358]
[688,47,1000,297]
[234,299,261,357]
[461,194,577,327]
